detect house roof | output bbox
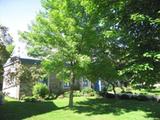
[19,57,41,64]
[4,40,41,67]
[4,56,41,67]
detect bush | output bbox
[0,92,4,105]
[45,93,56,100]
[118,93,132,100]
[137,94,149,101]
[82,87,96,96]
[105,93,115,98]
[63,91,82,97]
[98,91,105,97]
[32,83,49,98]
[74,91,82,97]
[121,91,133,94]
[152,96,160,102]
[63,88,96,98]
[147,95,156,101]
[22,96,37,102]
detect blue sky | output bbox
[0,0,42,41]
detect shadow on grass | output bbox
[73,98,160,119]
[147,90,160,93]
[0,100,66,120]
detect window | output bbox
[64,82,70,88]
[83,80,88,87]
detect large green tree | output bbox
[92,0,160,87]
[21,0,98,108]
[0,25,13,83]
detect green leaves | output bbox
[76,55,91,69]
[21,0,95,82]
[143,52,160,62]
[21,0,160,88]
[130,13,147,23]
[103,30,115,38]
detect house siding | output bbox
[2,65,20,99]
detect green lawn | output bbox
[109,87,160,96]
[132,88,160,96]
[0,97,160,120]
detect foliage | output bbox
[64,90,88,97]
[32,83,49,98]
[106,0,160,85]
[0,91,4,104]
[0,25,13,45]
[17,65,33,83]
[0,44,9,82]
[21,0,160,106]
[0,25,13,62]
[21,96,38,102]
[5,63,45,87]
[21,0,96,108]
[0,25,14,82]
[81,87,96,96]
[73,91,82,97]
[0,44,9,64]
[44,93,56,100]
[6,44,14,54]
[86,0,160,87]
[63,89,96,97]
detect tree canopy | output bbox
[0,25,14,82]
[21,0,160,107]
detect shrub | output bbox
[63,88,96,98]
[45,93,56,100]
[64,91,82,97]
[121,91,133,94]
[22,96,37,102]
[88,91,96,96]
[63,91,69,98]
[32,83,49,98]
[82,87,96,96]
[0,92,4,105]
[153,96,160,102]
[119,93,132,100]
[98,91,105,97]
[82,87,93,94]
[137,94,149,101]
[73,91,82,97]
[105,93,115,98]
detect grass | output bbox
[0,97,160,120]
[131,88,160,96]
[108,86,160,96]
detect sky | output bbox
[0,0,42,58]
[0,0,42,41]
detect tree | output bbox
[119,0,160,86]
[90,0,160,87]
[21,0,97,108]
[0,25,13,83]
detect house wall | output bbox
[79,79,92,89]
[48,73,92,95]
[3,60,39,99]
[19,80,34,98]
[48,73,64,95]
[19,64,39,98]
[2,64,20,99]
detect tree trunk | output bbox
[112,84,116,95]
[120,84,125,93]
[111,83,117,98]
[69,86,74,108]
[69,72,75,108]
